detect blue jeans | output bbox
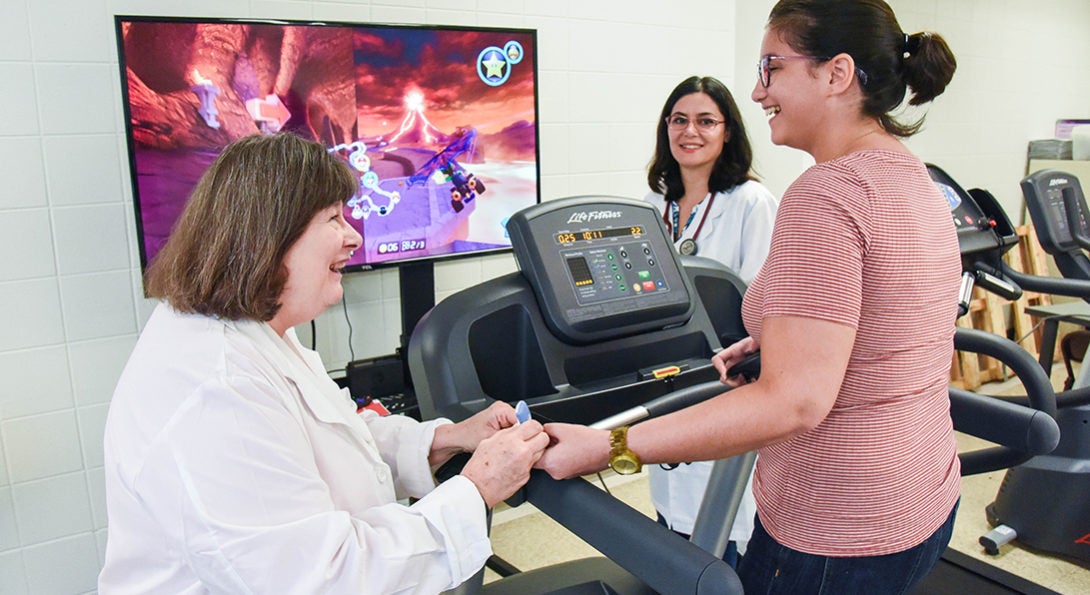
[737,500,958,594]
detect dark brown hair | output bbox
[647,76,756,202]
[145,132,357,320]
[768,0,957,137]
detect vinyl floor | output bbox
[485,366,1090,593]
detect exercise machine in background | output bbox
[971,170,1090,564]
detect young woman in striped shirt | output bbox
[537,1,960,592]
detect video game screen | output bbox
[115,16,540,274]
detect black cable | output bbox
[310,320,316,350]
[342,293,355,362]
[595,471,612,496]
[485,555,522,577]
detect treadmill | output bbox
[409,196,750,594]
[409,191,1060,594]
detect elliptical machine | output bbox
[973,170,1090,563]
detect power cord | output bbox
[594,471,612,496]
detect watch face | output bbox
[611,456,641,475]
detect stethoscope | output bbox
[664,193,716,256]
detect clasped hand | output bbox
[536,336,760,481]
[446,401,550,507]
[711,336,759,387]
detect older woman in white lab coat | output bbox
[99,132,548,594]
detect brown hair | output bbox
[145,132,358,320]
[768,0,957,137]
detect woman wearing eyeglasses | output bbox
[643,75,778,568]
[645,76,778,274]
[538,1,959,592]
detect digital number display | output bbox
[556,226,645,245]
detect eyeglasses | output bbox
[757,54,870,88]
[665,115,726,132]
[757,54,825,88]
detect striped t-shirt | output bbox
[741,150,962,556]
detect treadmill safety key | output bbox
[637,363,689,381]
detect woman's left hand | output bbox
[456,400,519,450]
[712,336,759,387]
[430,401,518,466]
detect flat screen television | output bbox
[114,15,541,279]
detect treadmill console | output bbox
[1021,170,1090,254]
[507,196,695,344]
[928,163,1016,259]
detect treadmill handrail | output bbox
[589,380,728,430]
[954,328,1056,416]
[584,380,758,562]
[524,470,742,595]
[994,260,1090,300]
[952,328,1060,476]
[982,384,1090,409]
[950,387,1060,474]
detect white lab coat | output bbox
[644,180,778,546]
[99,304,490,594]
[644,180,778,284]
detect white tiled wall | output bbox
[892,0,1090,218]
[1,0,1088,592]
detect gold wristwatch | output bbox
[609,426,642,475]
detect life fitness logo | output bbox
[566,210,623,224]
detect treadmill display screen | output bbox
[1022,170,1090,254]
[556,226,646,244]
[508,197,694,344]
[561,240,670,306]
[927,163,1016,260]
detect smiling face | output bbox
[667,92,729,175]
[270,204,362,336]
[751,29,825,152]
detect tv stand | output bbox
[398,261,436,392]
[340,262,434,420]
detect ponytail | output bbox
[769,0,958,138]
[902,31,957,106]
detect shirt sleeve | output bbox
[361,409,454,499]
[135,374,489,594]
[735,183,779,284]
[759,166,868,328]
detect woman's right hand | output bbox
[460,420,549,507]
[711,336,759,387]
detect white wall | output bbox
[1,0,1088,592]
[736,0,1090,212]
[893,0,1090,222]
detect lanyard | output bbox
[664,193,716,243]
